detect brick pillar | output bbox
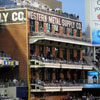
[66,28,69,36]
[44,46,47,57]
[73,29,76,37]
[59,26,62,34]
[52,47,56,58]
[51,24,55,33]
[52,72,56,80]
[67,71,71,80]
[60,72,64,79]
[74,50,77,58]
[80,49,83,60]
[67,48,70,60]
[60,48,63,59]
[44,69,48,81]
[43,23,47,33]
[35,21,39,32]
[35,69,39,80]
[73,72,77,80]
[35,45,39,55]
[80,30,82,37]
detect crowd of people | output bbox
[62,93,96,100]
[30,54,89,65]
[31,78,83,86]
[0,78,26,87]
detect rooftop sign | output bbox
[0,9,26,24]
[28,10,82,30]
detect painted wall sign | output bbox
[28,10,82,30]
[0,9,26,24]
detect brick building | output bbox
[0,5,98,100]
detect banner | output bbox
[92,0,100,44]
[88,71,98,84]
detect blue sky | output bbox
[60,0,85,32]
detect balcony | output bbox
[30,80,83,92]
[30,55,94,70]
[31,79,100,92]
[29,32,92,46]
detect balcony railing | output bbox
[30,55,92,66]
[30,32,91,43]
[31,79,100,87]
[0,80,27,88]
[0,52,11,60]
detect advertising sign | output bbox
[3,60,17,66]
[92,0,100,44]
[88,71,98,84]
[84,84,100,88]
[0,9,26,24]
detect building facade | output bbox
[0,5,99,100]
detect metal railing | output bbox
[0,80,27,88]
[30,55,92,66]
[0,52,11,60]
[31,79,100,87]
[30,32,91,43]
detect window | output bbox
[70,49,74,61]
[30,20,35,32]
[63,48,66,60]
[54,25,59,33]
[76,29,80,37]
[77,50,80,60]
[55,47,59,58]
[39,45,44,56]
[46,23,52,32]
[30,44,35,54]
[39,21,44,32]
[46,46,52,59]
[63,26,66,34]
[69,28,73,36]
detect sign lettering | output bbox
[28,10,82,30]
[0,9,26,24]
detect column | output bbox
[66,71,71,80]
[52,71,56,80]
[67,48,70,60]
[35,69,39,80]
[51,24,55,33]
[73,29,76,37]
[66,28,69,36]
[80,30,82,37]
[35,45,39,55]
[80,49,83,60]
[35,21,39,32]
[74,50,77,59]
[59,26,62,34]
[60,72,64,79]
[60,48,63,59]
[44,69,48,81]
[44,46,47,57]
[52,47,56,59]
[43,23,47,33]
